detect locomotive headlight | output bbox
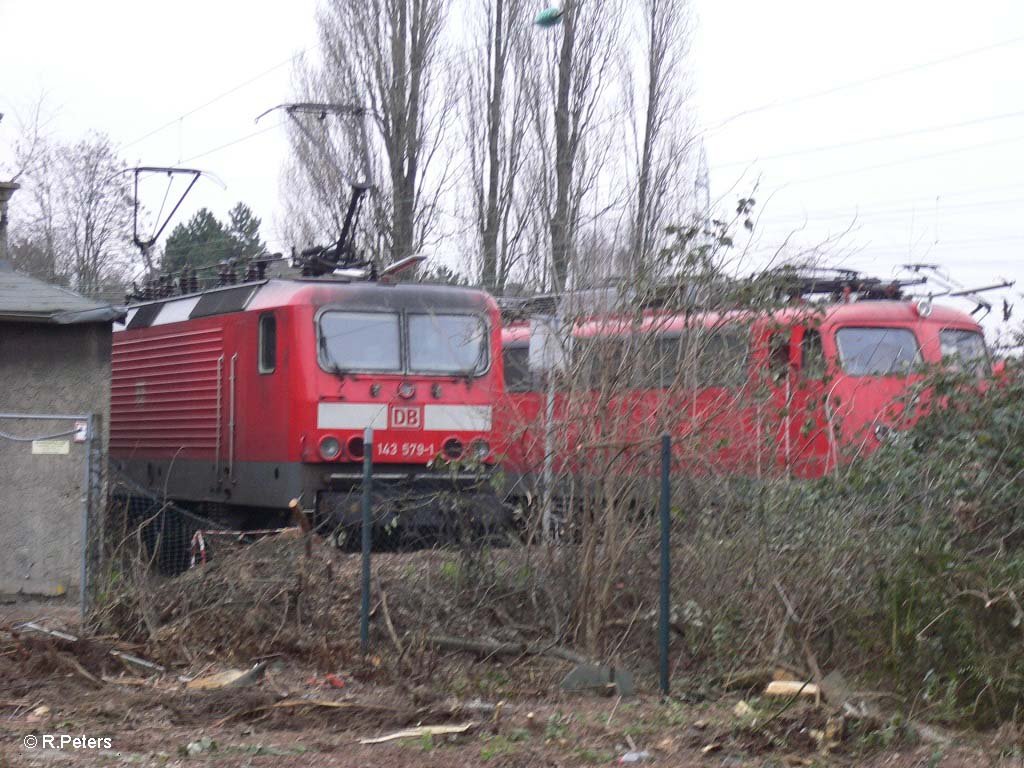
[470,439,491,460]
[442,437,464,460]
[319,435,342,460]
[398,381,417,399]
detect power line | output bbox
[178,121,285,165]
[703,34,1024,132]
[750,181,1024,222]
[122,47,315,150]
[760,195,1024,227]
[747,234,1024,261]
[712,108,1024,170]
[783,132,1024,187]
[120,32,492,155]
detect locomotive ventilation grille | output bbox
[110,327,225,454]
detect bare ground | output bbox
[0,613,1017,765]
[0,539,1019,767]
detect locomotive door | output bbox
[216,317,241,492]
[789,326,831,477]
[218,310,287,504]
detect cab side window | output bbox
[503,344,536,392]
[258,313,277,374]
[768,332,791,382]
[800,329,826,380]
[654,328,748,389]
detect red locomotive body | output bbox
[495,298,989,491]
[110,277,502,532]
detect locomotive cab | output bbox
[111,276,505,540]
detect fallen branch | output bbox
[14,622,196,683]
[375,579,405,658]
[425,634,588,665]
[359,722,476,745]
[212,697,401,728]
[53,652,103,687]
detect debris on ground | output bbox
[722,665,802,691]
[561,663,635,697]
[358,721,476,745]
[618,748,652,762]
[763,680,820,699]
[184,736,217,756]
[186,662,268,691]
[733,700,754,718]
[307,672,346,689]
[0,535,986,766]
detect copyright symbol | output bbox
[24,735,37,748]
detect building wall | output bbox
[0,322,111,596]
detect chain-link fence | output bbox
[104,474,231,579]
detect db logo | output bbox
[389,405,423,430]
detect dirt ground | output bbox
[0,601,1018,768]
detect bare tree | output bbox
[624,0,694,278]
[463,0,532,292]
[286,0,456,265]
[54,135,134,293]
[11,132,133,292]
[1,96,53,185]
[527,0,624,291]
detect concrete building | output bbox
[0,262,123,598]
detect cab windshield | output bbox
[940,329,990,378]
[318,310,487,375]
[835,327,920,376]
[319,311,401,372]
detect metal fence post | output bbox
[360,427,374,656]
[659,432,671,697]
[79,414,95,621]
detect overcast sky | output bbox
[2,0,1022,340]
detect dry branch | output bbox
[425,633,588,665]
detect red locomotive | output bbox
[495,273,993,497]
[110,269,504,538]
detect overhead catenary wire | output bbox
[121,33,492,158]
[742,181,1024,226]
[122,47,317,150]
[702,33,1024,133]
[759,195,1024,227]
[178,120,286,165]
[711,108,1024,170]
[778,132,1024,188]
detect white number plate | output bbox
[375,441,437,460]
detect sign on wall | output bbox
[31,440,70,455]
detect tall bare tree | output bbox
[527,0,624,291]
[624,0,693,278]
[286,0,455,265]
[463,0,531,292]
